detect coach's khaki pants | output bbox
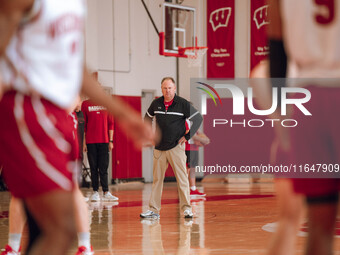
[149,143,191,213]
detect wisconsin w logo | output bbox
[209,7,232,32]
[253,5,270,29]
[196,82,222,106]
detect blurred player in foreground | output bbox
[0,1,154,254]
[252,0,340,254]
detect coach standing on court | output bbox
[140,77,203,219]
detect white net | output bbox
[185,47,208,67]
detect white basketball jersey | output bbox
[0,0,86,109]
[280,0,340,79]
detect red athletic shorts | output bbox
[291,86,340,196]
[0,91,77,198]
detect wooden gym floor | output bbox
[1,181,340,254]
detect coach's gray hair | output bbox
[161,77,175,85]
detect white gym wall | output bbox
[85,0,250,98]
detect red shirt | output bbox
[81,100,114,144]
[164,98,174,111]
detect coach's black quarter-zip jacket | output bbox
[144,94,203,151]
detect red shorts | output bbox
[0,91,77,198]
[291,86,340,196]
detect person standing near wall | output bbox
[82,98,118,202]
[185,121,210,197]
[140,77,203,219]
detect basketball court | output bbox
[2,182,340,254]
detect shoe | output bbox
[140,210,160,219]
[102,191,118,201]
[190,189,206,197]
[0,245,21,255]
[183,209,193,218]
[90,191,100,202]
[75,246,94,255]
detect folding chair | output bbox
[81,155,92,188]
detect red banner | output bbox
[250,0,270,71]
[207,0,235,78]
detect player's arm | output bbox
[0,0,34,55]
[268,0,287,79]
[184,104,203,141]
[179,103,203,145]
[251,0,287,117]
[192,131,210,146]
[108,115,114,150]
[267,0,290,151]
[144,100,155,124]
[108,130,114,150]
[81,68,155,148]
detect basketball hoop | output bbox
[178,46,208,67]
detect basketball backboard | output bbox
[159,3,196,57]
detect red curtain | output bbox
[250,0,270,71]
[207,0,235,78]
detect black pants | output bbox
[87,143,109,192]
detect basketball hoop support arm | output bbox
[140,0,159,35]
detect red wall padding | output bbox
[111,95,142,179]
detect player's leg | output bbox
[188,168,195,188]
[24,204,41,254]
[187,151,205,197]
[73,187,93,254]
[305,194,338,255]
[0,93,79,255]
[185,150,196,189]
[9,197,25,241]
[25,190,76,255]
[1,197,26,254]
[267,179,304,255]
[266,133,305,255]
[290,87,339,255]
